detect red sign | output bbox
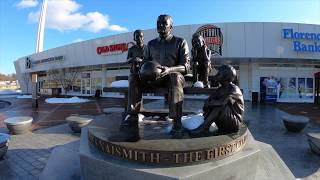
[97,43,128,55]
[196,25,223,56]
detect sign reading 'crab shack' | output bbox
[97,43,129,56]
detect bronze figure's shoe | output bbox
[170,128,184,139]
[189,125,210,138]
[120,114,138,130]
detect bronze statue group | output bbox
[112,14,244,142]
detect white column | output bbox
[239,63,250,101]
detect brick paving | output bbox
[0,124,79,180]
[0,97,126,180]
[0,97,126,130]
[274,103,320,124]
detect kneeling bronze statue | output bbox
[190,65,244,137]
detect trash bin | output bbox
[95,90,101,98]
[252,92,258,103]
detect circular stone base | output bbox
[307,132,320,155]
[282,115,309,132]
[0,133,9,159]
[87,113,248,166]
[4,116,33,135]
[66,115,93,133]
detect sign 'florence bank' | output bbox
[282,28,320,53]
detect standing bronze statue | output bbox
[117,14,190,141]
[190,65,244,137]
[127,30,146,73]
[191,33,212,88]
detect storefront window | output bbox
[306,78,314,99]
[261,76,314,102]
[298,78,305,99]
[72,79,81,93]
[288,77,297,99]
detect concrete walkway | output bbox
[246,103,320,180]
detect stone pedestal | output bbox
[80,127,259,180]
[79,114,295,180]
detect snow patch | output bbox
[0,89,19,95]
[193,81,204,88]
[138,113,145,122]
[182,113,204,130]
[123,113,145,123]
[45,97,90,104]
[166,113,218,133]
[17,95,32,99]
[111,80,128,87]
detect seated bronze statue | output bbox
[114,14,190,142]
[191,33,212,88]
[190,65,244,137]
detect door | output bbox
[81,79,91,95]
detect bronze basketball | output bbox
[139,61,162,81]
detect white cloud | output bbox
[73,38,84,43]
[16,0,38,9]
[84,12,109,33]
[27,0,128,33]
[109,25,128,32]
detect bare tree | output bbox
[47,67,79,96]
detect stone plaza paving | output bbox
[0,125,79,180]
[0,97,319,179]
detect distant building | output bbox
[14,22,320,103]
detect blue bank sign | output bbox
[282,28,320,53]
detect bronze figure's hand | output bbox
[128,57,143,64]
[159,66,170,78]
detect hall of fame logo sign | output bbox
[195,25,223,56]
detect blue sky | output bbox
[1,0,320,74]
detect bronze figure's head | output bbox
[192,33,205,49]
[133,29,144,46]
[215,65,236,84]
[157,14,173,38]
